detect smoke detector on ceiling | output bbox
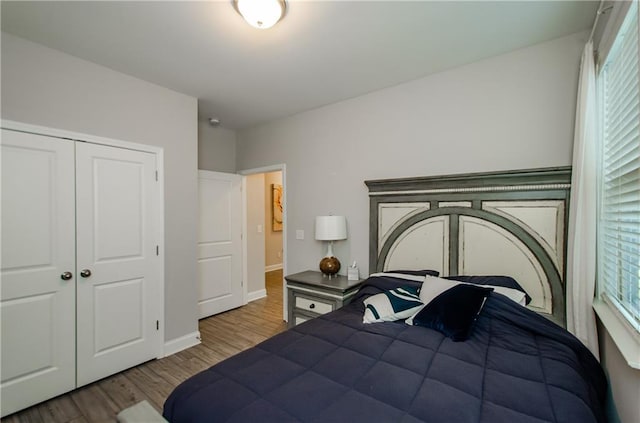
[208,118,221,127]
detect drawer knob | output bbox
[309,303,315,309]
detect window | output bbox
[598,1,640,332]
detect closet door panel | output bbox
[75,143,161,387]
[0,130,76,417]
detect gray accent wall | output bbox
[599,326,636,423]
[198,121,236,173]
[1,32,199,344]
[236,31,587,278]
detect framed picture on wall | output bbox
[272,184,283,232]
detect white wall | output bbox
[598,325,640,423]
[1,33,199,344]
[264,171,283,269]
[198,121,236,173]
[246,174,266,297]
[237,31,587,278]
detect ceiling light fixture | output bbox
[233,0,286,29]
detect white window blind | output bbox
[598,2,640,331]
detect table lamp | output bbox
[315,216,347,278]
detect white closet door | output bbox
[0,130,76,417]
[75,143,161,386]
[198,170,243,318]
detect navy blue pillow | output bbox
[410,284,493,341]
[445,275,531,305]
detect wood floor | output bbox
[3,270,287,423]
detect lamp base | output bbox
[319,256,341,277]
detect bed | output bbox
[163,167,607,423]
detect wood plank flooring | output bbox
[3,270,286,423]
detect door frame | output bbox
[1,119,166,356]
[238,164,288,321]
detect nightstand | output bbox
[285,270,365,328]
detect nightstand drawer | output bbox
[295,296,333,314]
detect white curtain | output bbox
[566,40,599,359]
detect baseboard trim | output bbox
[247,289,267,302]
[265,263,283,272]
[163,331,201,357]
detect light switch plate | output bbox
[257,224,263,233]
[296,230,304,240]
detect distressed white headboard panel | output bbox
[366,167,571,326]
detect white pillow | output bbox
[406,276,493,326]
[487,285,527,305]
[405,277,460,325]
[418,276,460,303]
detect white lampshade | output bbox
[315,216,347,241]
[234,0,286,29]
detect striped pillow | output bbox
[363,286,424,324]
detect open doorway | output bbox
[240,165,288,321]
[264,171,284,312]
[264,171,284,273]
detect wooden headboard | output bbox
[365,167,571,326]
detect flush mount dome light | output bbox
[233,0,286,29]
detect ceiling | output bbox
[1,1,598,129]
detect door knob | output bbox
[60,271,73,281]
[80,269,92,278]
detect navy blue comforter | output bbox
[163,277,607,423]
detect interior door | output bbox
[0,130,76,417]
[75,142,161,387]
[198,170,243,318]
